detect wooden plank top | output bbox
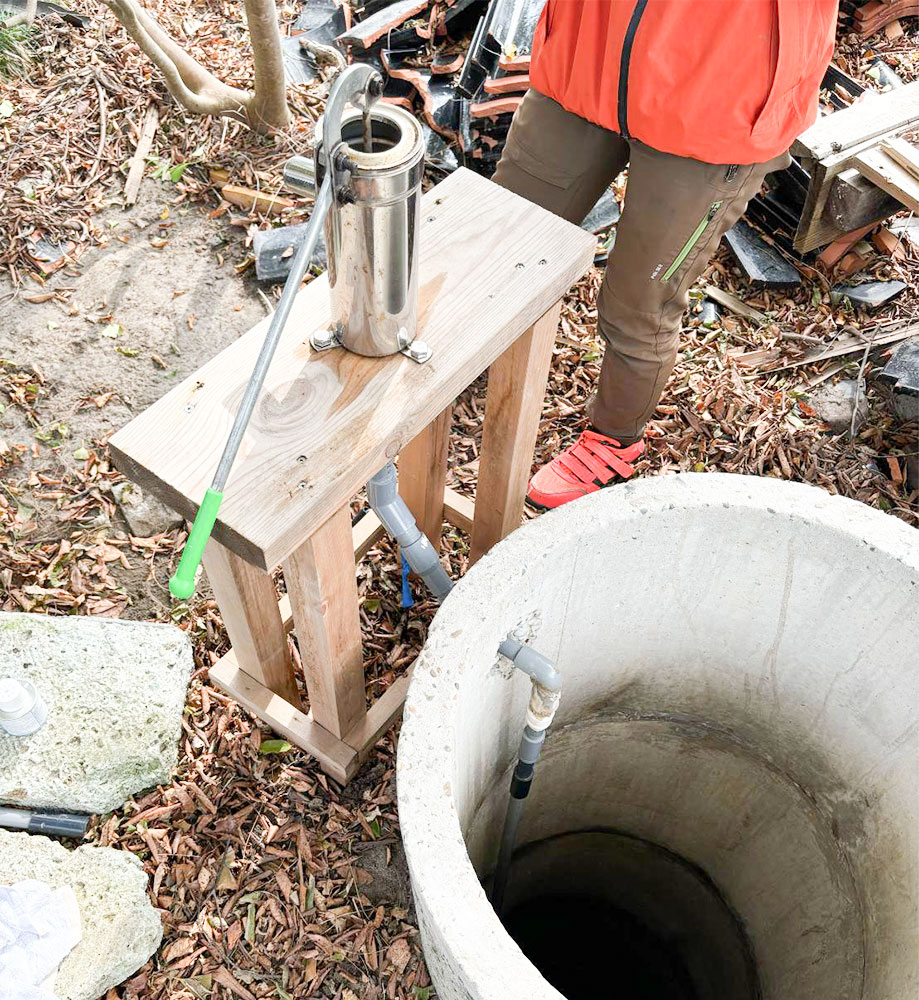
[110,168,595,570]
[792,82,919,162]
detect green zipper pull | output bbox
[662,201,723,282]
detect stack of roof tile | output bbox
[290,0,546,176]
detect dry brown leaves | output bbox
[0,0,328,283]
[97,662,432,1000]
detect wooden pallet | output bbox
[110,168,595,782]
[792,81,919,252]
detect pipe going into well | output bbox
[366,461,561,911]
[397,474,919,1000]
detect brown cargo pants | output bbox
[493,90,790,443]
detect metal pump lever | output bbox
[168,66,383,600]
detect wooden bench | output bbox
[110,168,595,782]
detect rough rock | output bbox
[0,829,162,1000]
[111,481,182,538]
[809,379,868,433]
[0,613,192,813]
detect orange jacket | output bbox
[529,0,839,165]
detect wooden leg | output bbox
[282,506,365,740]
[202,541,300,707]
[470,302,561,564]
[398,404,452,548]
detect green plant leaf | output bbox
[99,322,122,338]
[0,100,13,118]
[259,739,292,754]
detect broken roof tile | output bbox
[469,95,523,119]
[337,0,429,49]
[829,280,908,310]
[724,220,801,287]
[483,73,530,95]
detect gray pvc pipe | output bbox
[491,723,547,915]
[366,460,560,915]
[496,637,561,691]
[366,463,454,601]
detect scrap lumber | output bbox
[762,322,919,372]
[123,105,159,207]
[879,137,919,180]
[792,82,919,252]
[853,143,919,213]
[701,284,767,324]
[827,167,903,230]
[222,185,295,216]
[794,83,919,163]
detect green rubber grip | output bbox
[169,488,223,600]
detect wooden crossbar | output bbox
[208,486,473,781]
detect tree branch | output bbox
[103,0,251,121]
[3,0,38,28]
[242,0,291,129]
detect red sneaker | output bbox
[526,429,645,511]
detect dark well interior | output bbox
[498,831,760,1000]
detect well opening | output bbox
[501,831,759,1000]
[397,475,918,1000]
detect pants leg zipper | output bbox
[661,201,723,282]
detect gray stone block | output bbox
[111,481,183,538]
[809,379,868,434]
[0,614,191,814]
[0,829,162,1000]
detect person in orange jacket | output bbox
[493,0,839,510]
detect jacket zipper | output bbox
[661,201,723,281]
[618,0,648,138]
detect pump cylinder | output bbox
[316,104,425,357]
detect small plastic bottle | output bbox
[0,678,48,737]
